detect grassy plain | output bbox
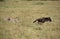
[0,1,60,39]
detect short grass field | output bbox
[0,1,60,39]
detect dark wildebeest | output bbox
[33,17,52,24]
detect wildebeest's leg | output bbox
[38,22,43,25]
[38,21,39,24]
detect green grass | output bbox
[0,1,60,39]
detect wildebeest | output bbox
[33,17,52,24]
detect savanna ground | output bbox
[0,1,60,39]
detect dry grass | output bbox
[0,1,60,39]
